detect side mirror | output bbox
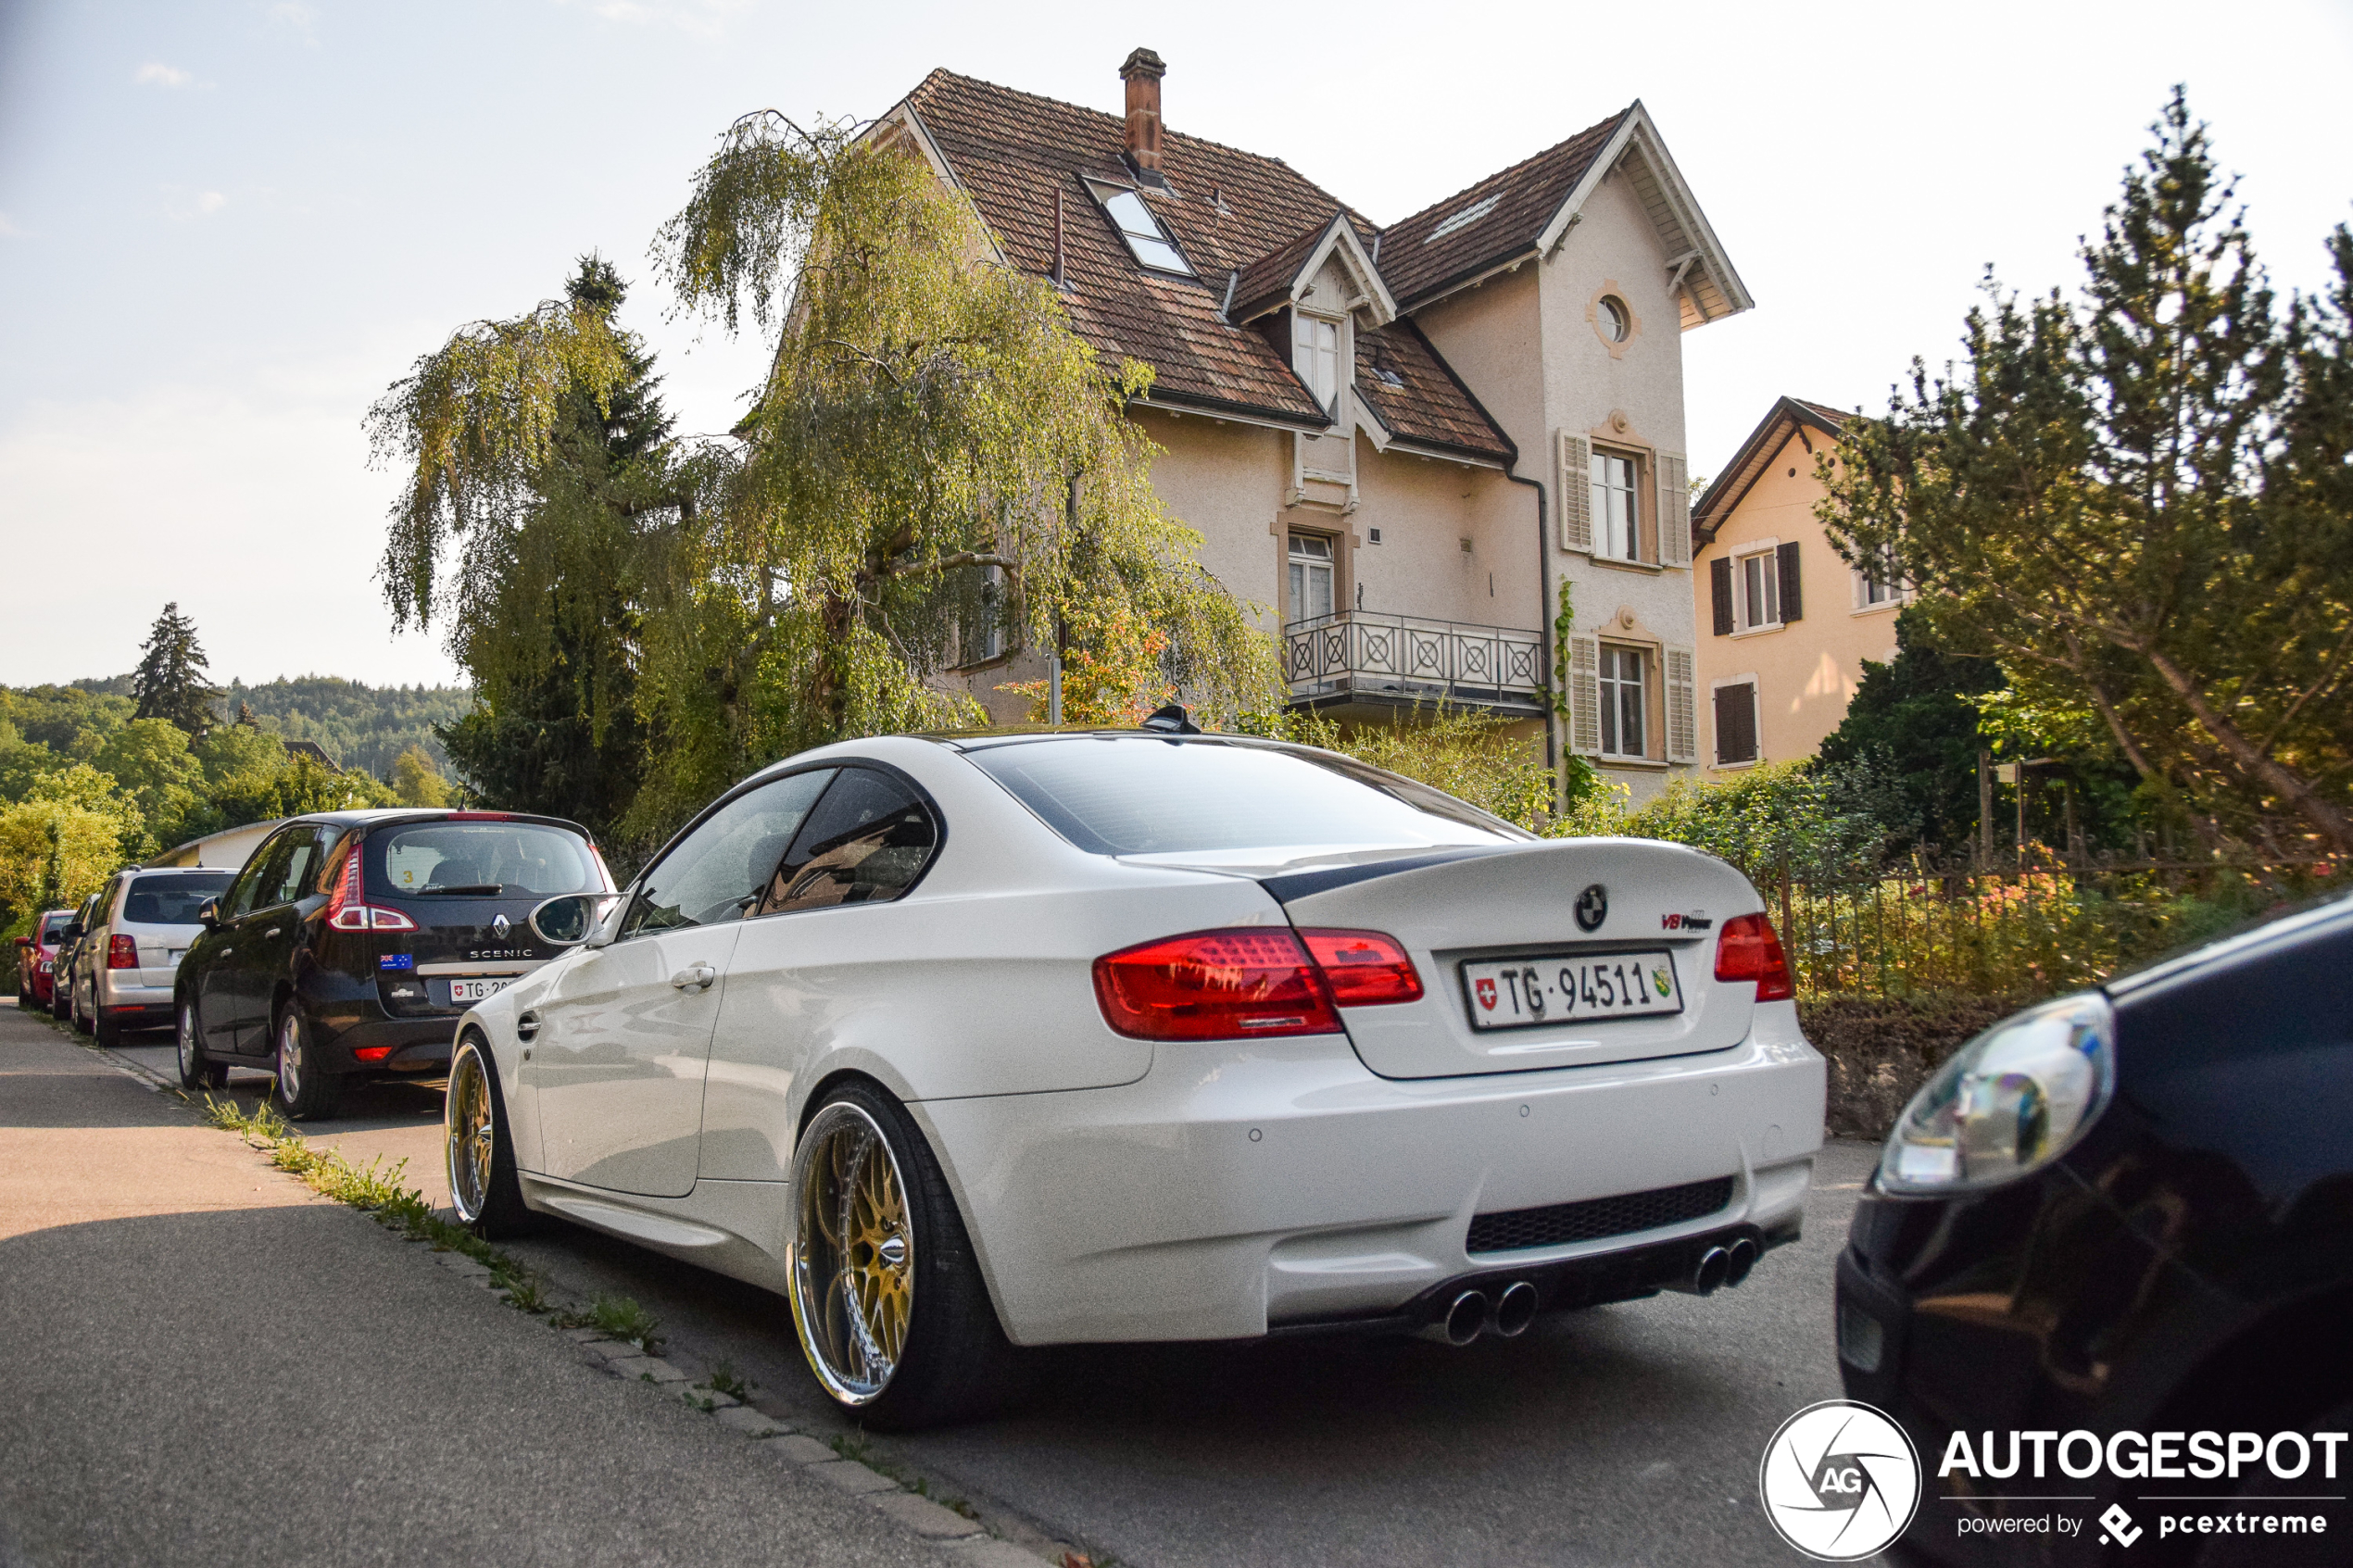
[61,923,83,944]
[529,893,619,947]
[196,900,220,930]
[11,935,25,949]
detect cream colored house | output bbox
[872,50,1751,799]
[1690,396,1904,771]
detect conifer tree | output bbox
[131,603,222,739]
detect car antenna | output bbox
[1139,703,1200,735]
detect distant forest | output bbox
[32,673,474,779]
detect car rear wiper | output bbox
[419,884,506,896]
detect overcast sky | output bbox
[3,0,2348,691]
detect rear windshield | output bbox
[123,872,235,925]
[367,821,601,899]
[40,912,73,941]
[966,736,1523,857]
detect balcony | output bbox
[1283,610,1546,717]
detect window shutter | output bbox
[1714,681,1758,764]
[1556,433,1592,553]
[1777,541,1804,622]
[1656,452,1691,567]
[1665,646,1697,763]
[1709,558,1734,636]
[1567,633,1602,756]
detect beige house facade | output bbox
[871,51,1752,801]
[1690,396,1904,771]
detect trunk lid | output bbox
[371,896,556,1014]
[1267,838,1765,1079]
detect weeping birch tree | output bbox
[371,114,1277,847]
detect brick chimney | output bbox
[1120,48,1166,183]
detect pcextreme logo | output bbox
[1759,1400,1923,1562]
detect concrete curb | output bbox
[142,1020,1062,1566]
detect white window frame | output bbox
[1287,532,1336,625]
[1589,449,1643,564]
[1710,672,1762,769]
[1293,312,1342,416]
[1853,553,1903,613]
[1596,642,1649,760]
[1733,540,1782,634]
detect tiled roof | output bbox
[1375,110,1629,308]
[900,69,1509,458]
[1227,216,1346,326]
[1356,320,1514,461]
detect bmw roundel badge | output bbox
[1575,884,1608,932]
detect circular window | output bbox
[1597,295,1630,343]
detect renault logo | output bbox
[491,914,510,939]
[1575,884,1608,932]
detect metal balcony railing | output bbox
[1283,609,1546,713]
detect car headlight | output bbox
[1881,992,2115,1194]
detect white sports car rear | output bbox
[447,727,1825,1427]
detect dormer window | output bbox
[1293,313,1341,413]
[1087,181,1191,275]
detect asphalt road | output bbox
[0,1009,961,1568]
[83,1017,1877,1566]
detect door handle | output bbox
[515,1010,541,1042]
[670,961,717,992]
[264,928,283,939]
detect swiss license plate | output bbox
[1462,950,1683,1030]
[447,978,512,1005]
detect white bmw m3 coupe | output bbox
[446,721,1826,1427]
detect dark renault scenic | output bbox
[173,809,610,1118]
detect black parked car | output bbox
[174,809,610,1119]
[1837,888,2353,1565]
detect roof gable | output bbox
[1692,395,1850,544]
[1229,212,1397,326]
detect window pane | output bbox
[762,769,939,915]
[625,771,835,935]
[1126,235,1189,272]
[969,737,1518,857]
[1304,561,1332,620]
[372,822,599,900]
[122,872,235,925]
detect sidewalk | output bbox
[0,1007,975,1568]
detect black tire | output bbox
[71,979,94,1036]
[446,1036,535,1238]
[93,1001,120,1046]
[50,974,70,1022]
[271,1004,341,1121]
[786,1078,1021,1431]
[176,998,229,1091]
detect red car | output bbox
[13,909,74,1010]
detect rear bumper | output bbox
[915,1003,1825,1346]
[308,1006,459,1075]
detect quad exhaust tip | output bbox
[1490,1280,1539,1338]
[1443,1289,1488,1346]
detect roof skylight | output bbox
[1425,194,1500,244]
[1090,182,1193,275]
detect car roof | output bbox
[271,808,597,836]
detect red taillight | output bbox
[352,1045,395,1062]
[1093,929,1341,1041]
[323,845,418,931]
[1092,926,1426,1041]
[107,934,139,970]
[1298,929,1425,1006]
[1714,912,1793,1002]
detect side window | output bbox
[273,827,325,905]
[224,834,290,920]
[621,771,836,939]
[760,768,939,917]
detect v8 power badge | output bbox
[1759,1399,1922,1561]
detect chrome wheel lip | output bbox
[446,1045,495,1224]
[787,1101,915,1407]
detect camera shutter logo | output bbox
[1574,884,1608,932]
[1758,1399,1921,1561]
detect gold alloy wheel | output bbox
[787,1102,914,1403]
[447,1047,495,1224]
